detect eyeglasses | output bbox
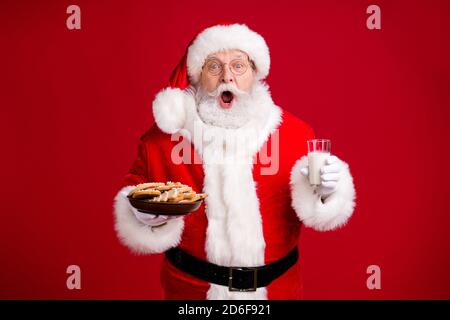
[203,58,251,76]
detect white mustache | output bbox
[195,83,250,106]
[206,83,249,99]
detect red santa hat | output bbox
[154,22,270,134]
[168,22,270,89]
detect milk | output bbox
[308,151,330,185]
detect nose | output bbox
[221,65,234,83]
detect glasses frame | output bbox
[202,57,253,77]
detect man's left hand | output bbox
[300,155,342,198]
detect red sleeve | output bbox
[121,134,150,188]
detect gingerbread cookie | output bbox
[132,189,161,199]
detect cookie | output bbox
[132,189,161,199]
[175,184,191,190]
[128,182,165,197]
[156,185,177,192]
[187,194,201,202]
[150,191,169,202]
[166,181,182,186]
[181,191,195,200]
[168,195,185,202]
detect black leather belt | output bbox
[165,246,298,292]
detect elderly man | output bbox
[113,23,356,300]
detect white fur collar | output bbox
[153,81,282,300]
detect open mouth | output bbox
[219,91,234,109]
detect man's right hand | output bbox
[132,208,183,227]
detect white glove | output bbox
[132,208,183,227]
[300,155,342,197]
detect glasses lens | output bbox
[230,60,248,75]
[205,60,222,76]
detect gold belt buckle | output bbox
[228,267,258,292]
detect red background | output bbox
[1,0,449,299]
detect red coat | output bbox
[114,84,356,300]
[120,110,314,299]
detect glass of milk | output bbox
[307,139,331,186]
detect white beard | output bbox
[195,83,258,129]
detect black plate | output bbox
[128,196,203,216]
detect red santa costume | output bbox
[113,23,356,300]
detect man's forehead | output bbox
[207,49,249,59]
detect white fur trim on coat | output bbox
[113,186,185,254]
[290,156,356,231]
[178,82,281,300]
[187,23,270,84]
[152,87,195,134]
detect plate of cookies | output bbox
[127,181,208,216]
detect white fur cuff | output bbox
[113,186,185,254]
[290,156,356,231]
[152,87,194,134]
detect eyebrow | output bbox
[207,54,245,60]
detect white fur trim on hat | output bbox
[187,23,270,84]
[113,186,185,254]
[152,87,196,134]
[290,156,356,231]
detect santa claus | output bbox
[113,23,356,300]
